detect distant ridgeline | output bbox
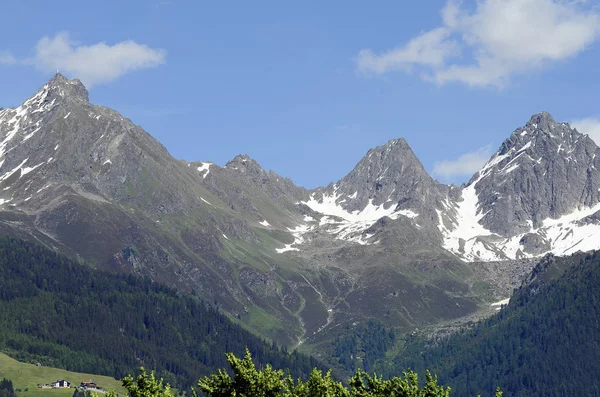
[0,238,324,389]
[381,251,600,397]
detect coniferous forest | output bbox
[0,238,323,389]
[0,379,16,397]
[382,252,600,397]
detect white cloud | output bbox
[0,51,16,65]
[571,117,600,146]
[357,0,600,87]
[357,28,459,73]
[433,145,493,180]
[31,32,165,87]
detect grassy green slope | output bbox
[0,352,125,397]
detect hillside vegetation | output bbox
[385,252,600,397]
[120,350,502,397]
[0,238,323,390]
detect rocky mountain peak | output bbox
[451,112,600,257]
[525,111,555,131]
[381,137,409,148]
[225,154,265,175]
[476,112,590,182]
[337,137,434,195]
[439,112,600,262]
[299,137,448,247]
[45,73,89,102]
[364,137,412,160]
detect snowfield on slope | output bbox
[438,154,600,262]
[276,186,419,253]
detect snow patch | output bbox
[200,197,213,206]
[259,220,271,227]
[197,162,212,178]
[276,224,311,253]
[440,181,495,261]
[36,184,50,193]
[22,126,41,142]
[296,189,419,246]
[491,298,510,310]
[502,163,520,174]
[0,159,29,182]
[21,162,44,177]
[443,194,600,262]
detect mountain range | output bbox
[1,74,599,353]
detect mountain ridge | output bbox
[0,73,597,354]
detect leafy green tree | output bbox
[348,370,450,397]
[198,349,286,397]
[123,368,174,397]
[290,368,348,397]
[194,350,487,397]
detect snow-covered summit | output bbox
[438,112,600,261]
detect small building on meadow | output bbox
[80,382,99,389]
[52,380,71,388]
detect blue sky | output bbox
[1,0,600,188]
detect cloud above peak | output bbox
[357,0,600,87]
[571,117,600,146]
[33,33,166,88]
[1,32,165,88]
[432,145,494,181]
[0,51,16,65]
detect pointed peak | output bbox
[364,138,418,161]
[525,111,556,131]
[383,137,409,148]
[44,73,89,102]
[228,154,253,164]
[343,136,429,183]
[48,72,69,84]
[225,154,265,173]
[513,112,586,143]
[365,138,413,155]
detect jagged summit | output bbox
[525,111,555,130]
[474,111,593,183]
[44,73,89,102]
[225,154,265,174]
[2,75,600,350]
[379,137,409,147]
[441,112,600,261]
[293,137,449,247]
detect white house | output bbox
[52,380,71,388]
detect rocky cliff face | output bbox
[475,112,600,235]
[0,75,478,349]
[438,112,600,261]
[2,74,599,350]
[288,139,454,249]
